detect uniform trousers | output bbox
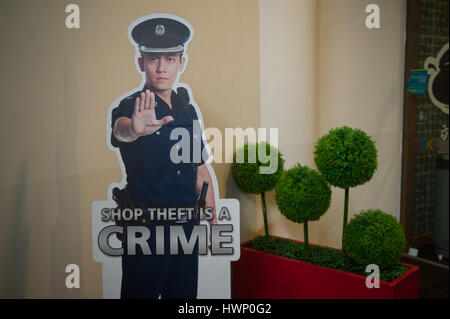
[120,217,200,299]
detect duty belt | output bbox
[111,183,209,241]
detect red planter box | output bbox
[232,239,420,299]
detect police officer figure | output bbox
[110,16,217,299]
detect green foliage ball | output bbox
[232,142,284,194]
[343,209,406,268]
[275,164,331,223]
[314,126,378,189]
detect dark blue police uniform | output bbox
[110,16,209,299]
[111,86,206,206]
[111,86,207,299]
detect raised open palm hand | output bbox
[131,89,174,137]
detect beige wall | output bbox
[0,0,406,298]
[317,0,406,248]
[0,0,259,298]
[258,0,406,249]
[259,0,320,241]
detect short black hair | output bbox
[141,53,183,61]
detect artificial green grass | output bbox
[247,236,408,282]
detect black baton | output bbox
[195,181,209,218]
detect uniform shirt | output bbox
[111,86,208,206]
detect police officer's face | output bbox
[139,54,185,92]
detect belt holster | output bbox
[112,185,146,242]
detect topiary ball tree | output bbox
[343,209,406,268]
[275,164,331,251]
[232,142,284,237]
[314,126,378,238]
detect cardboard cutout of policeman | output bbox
[92,14,239,299]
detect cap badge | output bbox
[155,24,165,36]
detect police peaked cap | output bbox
[131,18,190,55]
